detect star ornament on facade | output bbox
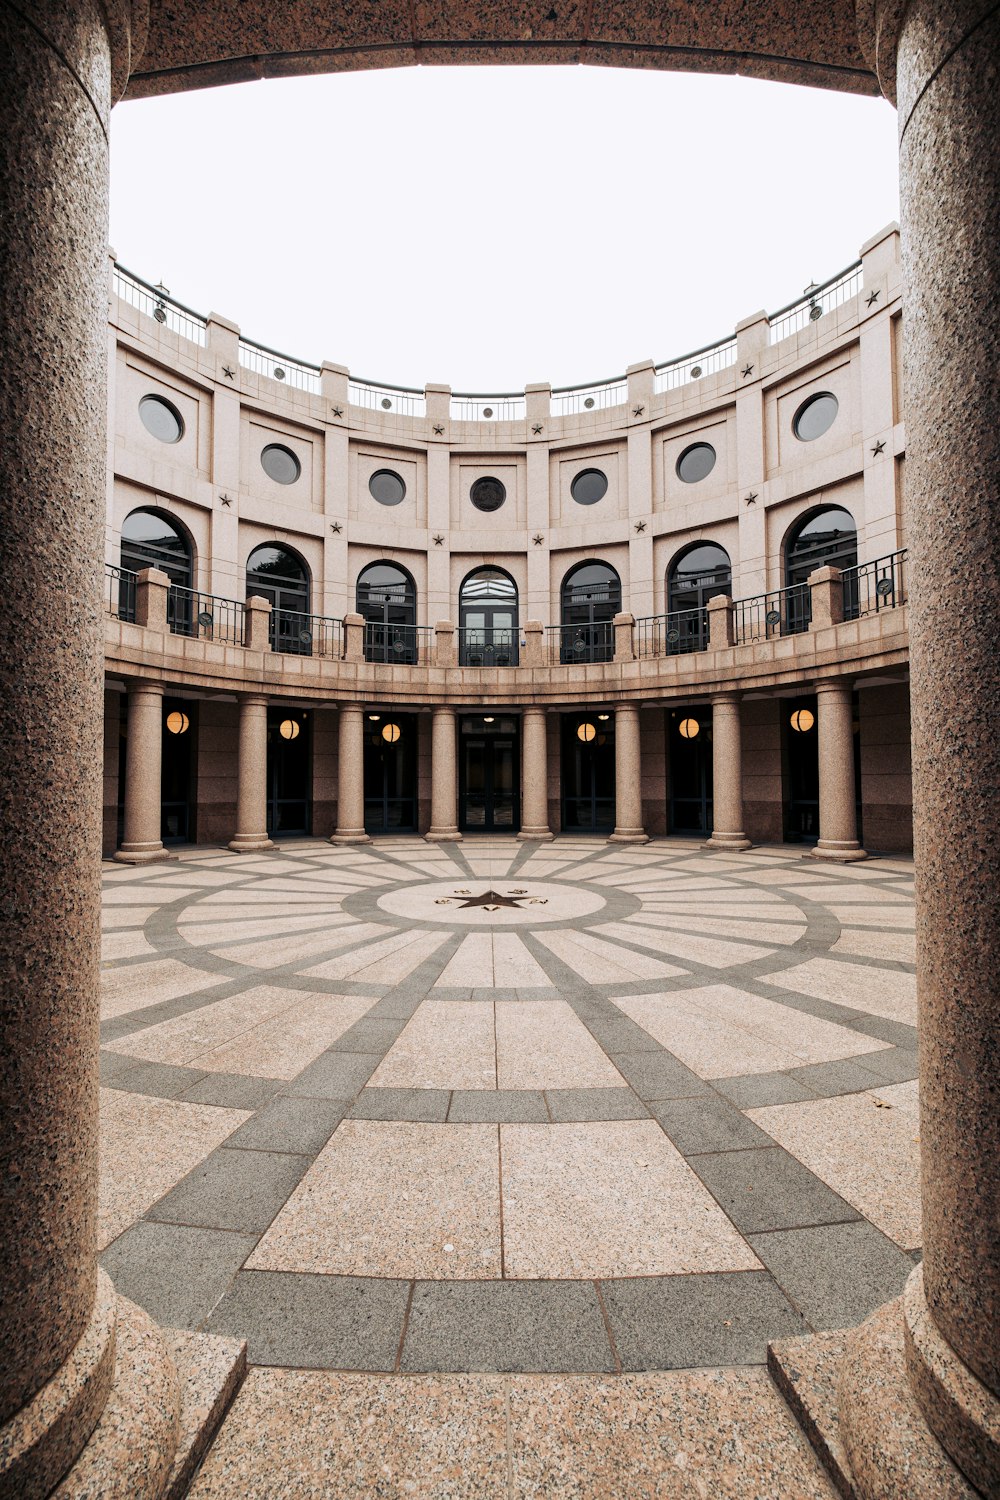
[871,439,887,457]
[532,423,544,435]
[634,520,647,533]
[433,423,445,435]
[433,534,445,546]
[533,534,544,546]
[330,522,342,534]
[632,404,645,418]
[745,491,759,505]
[222,365,235,381]
[219,493,232,507]
[332,406,344,418]
[742,363,754,378]
[866,290,881,307]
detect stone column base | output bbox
[810,840,868,863]
[227,836,275,853]
[517,828,554,842]
[425,831,463,843]
[703,833,752,852]
[329,832,371,845]
[113,844,177,865]
[768,1269,992,1499]
[608,830,649,845]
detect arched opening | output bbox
[120,507,194,634]
[246,543,312,655]
[784,506,858,628]
[667,542,731,652]
[559,561,621,664]
[356,562,418,664]
[459,567,519,667]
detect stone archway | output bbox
[1,3,997,1494]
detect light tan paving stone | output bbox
[101,930,157,961]
[102,884,201,904]
[594,921,772,967]
[191,994,377,1079]
[434,933,493,987]
[187,1368,508,1499]
[496,1001,624,1090]
[176,912,351,947]
[820,904,916,929]
[747,1081,922,1248]
[100,958,223,1020]
[303,928,443,981]
[500,1121,760,1279]
[534,930,684,983]
[101,905,159,930]
[104,985,306,1066]
[830,928,916,962]
[610,986,890,1078]
[247,1121,502,1279]
[508,1369,837,1499]
[370,1000,496,1090]
[629,912,806,945]
[766,956,917,1024]
[98,1088,250,1249]
[491,934,551,988]
[210,921,373,970]
[338,930,450,985]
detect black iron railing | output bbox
[733,583,811,644]
[364,622,434,665]
[842,549,907,620]
[167,585,245,646]
[105,562,137,621]
[547,622,615,664]
[635,608,708,658]
[271,609,342,658]
[458,627,519,667]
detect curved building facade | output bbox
[105,223,910,859]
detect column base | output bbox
[810,840,868,863]
[329,832,371,845]
[425,831,463,843]
[113,844,177,865]
[516,828,554,842]
[607,830,649,845]
[227,836,275,854]
[703,833,752,852]
[768,1273,988,1500]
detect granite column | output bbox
[229,694,274,853]
[704,694,751,851]
[426,706,461,842]
[811,680,866,863]
[330,704,369,844]
[517,707,553,840]
[609,703,648,844]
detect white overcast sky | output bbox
[110,66,899,392]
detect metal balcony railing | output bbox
[167,586,246,646]
[842,549,907,620]
[271,609,342,658]
[635,609,709,658]
[364,623,434,665]
[105,562,137,621]
[457,627,519,668]
[733,583,812,644]
[549,377,628,417]
[546,623,615,664]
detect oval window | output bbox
[139,394,183,444]
[793,391,839,442]
[368,469,406,505]
[571,469,609,505]
[260,443,301,485]
[676,442,717,484]
[470,476,506,513]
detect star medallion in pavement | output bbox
[434,888,547,913]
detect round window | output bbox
[676,443,717,484]
[470,476,506,513]
[368,469,406,506]
[260,444,301,484]
[139,394,183,444]
[571,469,609,505]
[793,392,839,442]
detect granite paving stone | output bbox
[653,1096,775,1155]
[204,1270,409,1370]
[350,1086,452,1122]
[609,1050,709,1100]
[146,1146,311,1234]
[447,1089,549,1123]
[545,1087,648,1122]
[99,1221,257,1329]
[179,1072,282,1110]
[281,1050,382,1099]
[601,1271,808,1369]
[747,1221,916,1330]
[691,1146,862,1234]
[400,1280,615,1373]
[710,1071,820,1108]
[226,1095,350,1154]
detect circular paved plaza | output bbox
[98,837,918,1496]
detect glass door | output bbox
[267,709,311,835]
[669,708,713,834]
[561,715,615,831]
[459,716,520,831]
[364,714,417,832]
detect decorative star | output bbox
[634,520,647,533]
[871,439,887,456]
[219,493,232,507]
[532,534,544,546]
[222,365,235,380]
[745,491,759,505]
[742,363,754,378]
[433,534,445,546]
[866,290,881,307]
[632,404,645,418]
[433,423,445,435]
[532,423,544,435]
[330,522,342,534]
[436,888,547,912]
[332,406,344,418]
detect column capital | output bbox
[814,676,853,697]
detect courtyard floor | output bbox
[98,836,919,1497]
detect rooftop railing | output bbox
[549,377,628,418]
[457,627,519,668]
[768,264,864,345]
[635,609,709,658]
[112,265,208,347]
[654,338,738,394]
[238,338,322,394]
[842,549,907,620]
[733,583,812,644]
[348,380,427,418]
[450,393,527,422]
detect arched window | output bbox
[559,561,621,664]
[785,507,858,630]
[459,568,519,667]
[357,562,418,664]
[666,542,731,653]
[246,543,311,655]
[121,507,194,634]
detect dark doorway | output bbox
[117,696,197,845]
[459,714,520,832]
[267,708,311,835]
[669,708,713,834]
[782,692,863,843]
[561,714,615,832]
[364,712,417,832]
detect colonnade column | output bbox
[704,694,751,852]
[330,704,369,845]
[0,7,186,1497]
[608,703,648,844]
[426,706,462,842]
[517,707,553,840]
[811,680,866,863]
[115,681,174,865]
[229,694,274,853]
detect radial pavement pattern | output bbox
[98,837,919,1382]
